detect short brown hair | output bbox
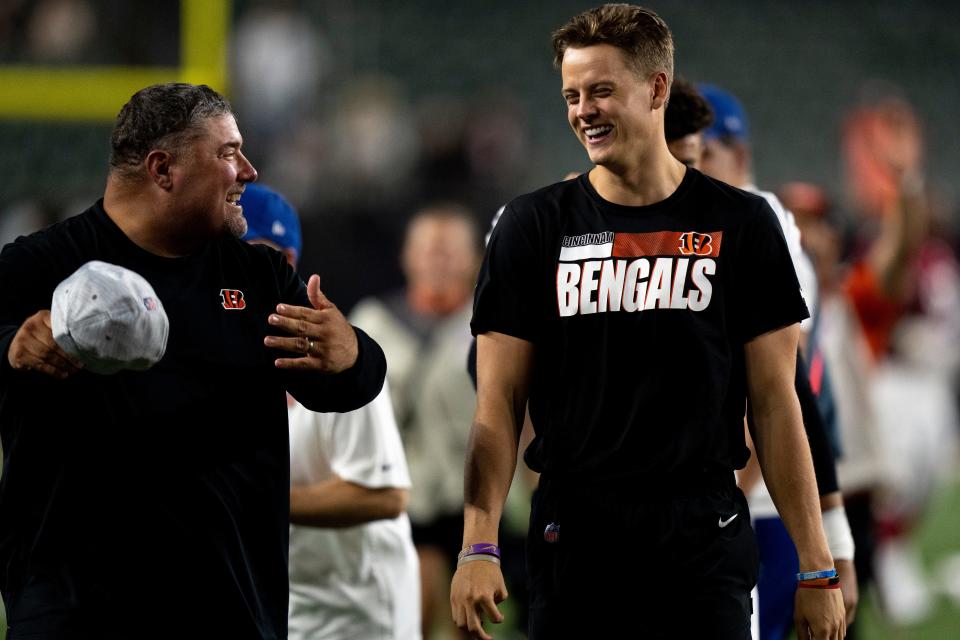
[552,4,674,81]
[110,83,233,179]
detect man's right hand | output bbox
[7,310,84,379]
[450,560,508,640]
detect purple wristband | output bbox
[458,543,501,561]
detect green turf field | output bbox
[845,476,960,640]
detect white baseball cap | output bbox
[51,260,169,375]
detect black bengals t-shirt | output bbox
[472,169,808,482]
[0,201,386,638]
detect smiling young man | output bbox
[450,5,845,639]
[0,83,386,639]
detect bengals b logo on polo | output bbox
[220,289,246,310]
[678,232,713,256]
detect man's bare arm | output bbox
[451,331,534,640]
[745,323,845,640]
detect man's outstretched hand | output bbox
[264,274,358,372]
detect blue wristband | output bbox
[797,568,837,581]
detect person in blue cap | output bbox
[698,83,751,178]
[241,183,422,640]
[241,182,304,266]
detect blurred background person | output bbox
[698,83,859,638]
[664,77,714,169]
[779,88,960,637]
[242,183,421,640]
[839,92,959,629]
[349,204,481,639]
[231,3,330,151]
[779,178,882,640]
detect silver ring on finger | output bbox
[306,338,316,356]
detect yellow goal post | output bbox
[0,0,230,121]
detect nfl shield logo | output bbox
[544,522,560,543]
[143,297,158,311]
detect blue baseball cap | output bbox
[240,183,302,257]
[697,84,750,142]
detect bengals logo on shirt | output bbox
[556,230,723,317]
[678,232,713,256]
[220,289,246,310]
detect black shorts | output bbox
[526,471,758,639]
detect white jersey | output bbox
[287,384,421,640]
[748,185,818,330]
[745,186,818,518]
[348,300,476,524]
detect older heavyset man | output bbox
[0,83,385,639]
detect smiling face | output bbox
[171,114,258,239]
[561,44,663,173]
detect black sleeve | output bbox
[0,234,66,382]
[285,326,387,413]
[270,251,387,412]
[467,337,477,389]
[0,242,39,374]
[732,199,810,342]
[470,202,543,342]
[795,351,839,496]
[746,349,840,497]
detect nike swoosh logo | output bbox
[718,514,739,528]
